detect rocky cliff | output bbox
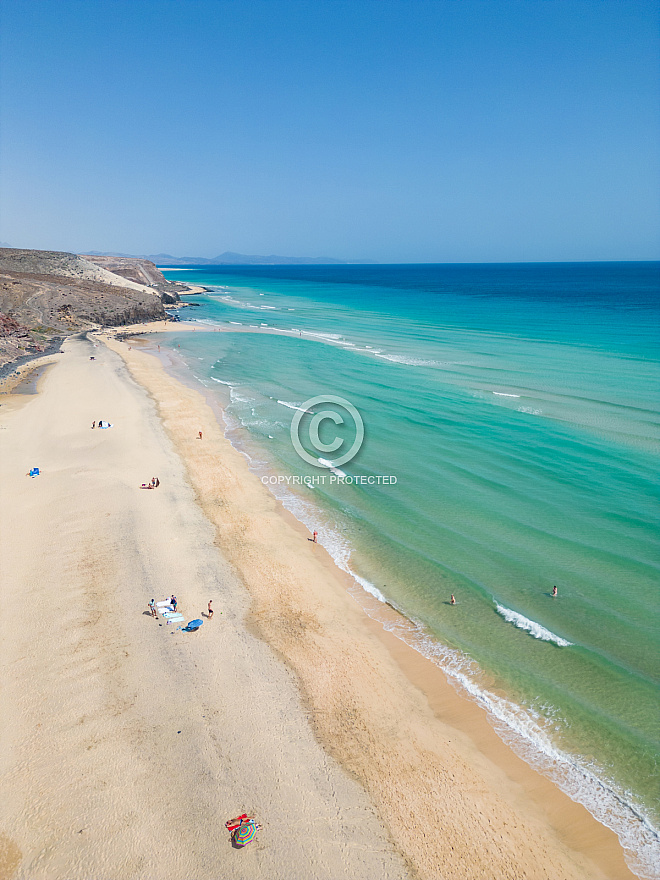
[0,248,169,372]
[81,254,189,303]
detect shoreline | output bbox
[5,321,652,880]
[0,337,65,384]
[0,349,65,396]
[124,323,657,878]
[101,331,639,879]
[0,336,409,879]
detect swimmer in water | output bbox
[552,585,558,597]
[450,594,456,605]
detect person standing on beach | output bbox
[198,431,203,440]
[313,531,318,543]
[208,600,213,619]
[149,599,157,618]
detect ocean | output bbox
[157,262,659,877]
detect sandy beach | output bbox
[0,333,637,879]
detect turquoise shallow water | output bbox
[160,263,659,876]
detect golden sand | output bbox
[0,334,636,879]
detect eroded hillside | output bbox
[0,248,171,371]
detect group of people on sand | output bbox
[148,596,215,620]
[141,476,160,489]
[147,595,177,617]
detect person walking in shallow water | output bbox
[450,594,456,605]
[552,585,558,597]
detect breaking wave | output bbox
[496,604,573,647]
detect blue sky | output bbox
[1,0,658,262]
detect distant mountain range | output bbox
[85,251,373,266]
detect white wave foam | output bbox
[518,406,543,415]
[317,457,347,477]
[229,321,242,325]
[493,391,521,398]
[369,613,659,878]
[277,400,312,414]
[229,387,253,404]
[220,295,265,311]
[375,353,438,366]
[184,318,222,328]
[278,490,387,604]
[210,377,235,386]
[302,331,343,340]
[347,570,388,603]
[496,604,572,647]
